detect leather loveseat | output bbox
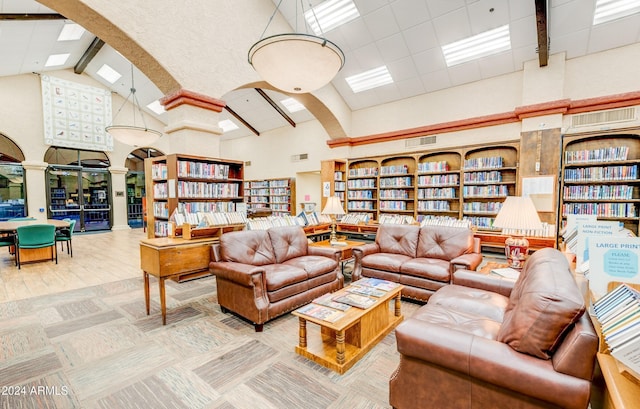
[352,224,482,302]
[389,248,598,409]
[209,225,343,331]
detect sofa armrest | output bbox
[450,253,483,273]
[351,242,380,281]
[452,269,514,297]
[395,319,590,409]
[209,261,266,287]
[307,245,341,262]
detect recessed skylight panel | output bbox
[442,25,511,67]
[593,0,640,25]
[45,53,70,67]
[304,0,360,35]
[346,66,394,93]
[96,64,122,84]
[281,97,306,113]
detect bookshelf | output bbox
[416,151,462,221]
[461,144,518,231]
[320,160,347,211]
[378,156,415,216]
[347,159,379,221]
[560,133,640,235]
[244,178,296,216]
[144,154,244,238]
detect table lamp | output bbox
[492,196,543,270]
[322,196,345,244]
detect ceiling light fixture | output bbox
[593,0,640,25]
[346,66,394,93]
[442,24,511,67]
[57,23,85,41]
[248,0,345,93]
[105,65,162,147]
[304,0,359,35]
[281,97,306,112]
[45,53,70,67]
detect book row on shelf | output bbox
[417,174,459,186]
[418,187,457,198]
[380,165,409,175]
[349,167,378,177]
[379,190,411,199]
[565,146,629,163]
[417,201,450,211]
[177,201,238,213]
[462,185,509,197]
[379,201,409,211]
[176,181,239,199]
[177,160,231,179]
[417,160,449,172]
[564,165,637,181]
[379,177,413,187]
[563,185,635,200]
[347,179,376,189]
[173,211,247,227]
[562,203,637,218]
[463,171,503,183]
[463,156,503,169]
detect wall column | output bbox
[22,161,49,221]
[109,166,130,230]
[160,89,226,157]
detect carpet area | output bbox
[0,275,421,409]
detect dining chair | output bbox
[0,232,16,266]
[55,219,76,257]
[15,224,57,269]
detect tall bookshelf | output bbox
[244,178,296,216]
[320,160,347,211]
[379,156,415,216]
[416,151,462,221]
[347,159,379,221]
[145,154,244,238]
[461,144,518,231]
[560,133,640,234]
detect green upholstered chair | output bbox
[15,224,57,269]
[55,219,76,257]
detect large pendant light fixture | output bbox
[105,65,162,146]
[248,0,345,94]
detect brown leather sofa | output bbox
[389,248,598,409]
[351,224,482,302]
[209,225,344,331]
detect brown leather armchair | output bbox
[352,224,482,302]
[209,225,344,331]
[389,248,598,409]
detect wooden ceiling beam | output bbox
[0,13,66,20]
[535,0,549,67]
[254,88,296,128]
[224,106,260,136]
[74,37,105,74]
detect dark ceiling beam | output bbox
[224,106,260,136]
[254,88,296,128]
[0,13,66,20]
[535,0,549,67]
[74,37,105,74]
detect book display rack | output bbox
[145,154,244,238]
[244,177,296,217]
[561,133,640,235]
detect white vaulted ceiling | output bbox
[1,0,640,140]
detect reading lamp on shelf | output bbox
[492,196,543,270]
[322,196,345,244]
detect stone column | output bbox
[109,166,130,230]
[160,89,226,157]
[22,161,49,221]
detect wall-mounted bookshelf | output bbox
[145,154,244,238]
[347,159,379,220]
[417,151,461,221]
[560,133,640,235]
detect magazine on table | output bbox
[347,284,386,298]
[356,277,399,291]
[296,304,344,322]
[313,293,352,311]
[333,293,376,309]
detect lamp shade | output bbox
[106,125,162,147]
[493,196,543,232]
[322,196,345,216]
[248,33,345,93]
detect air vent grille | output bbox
[571,107,636,128]
[405,135,436,148]
[291,153,308,162]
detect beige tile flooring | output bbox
[0,228,146,303]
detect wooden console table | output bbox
[474,232,556,253]
[140,236,218,325]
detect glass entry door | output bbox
[47,166,112,231]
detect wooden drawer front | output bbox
[158,244,211,276]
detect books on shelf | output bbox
[296,304,344,323]
[333,293,376,309]
[490,267,521,280]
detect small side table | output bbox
[309,239,366,274]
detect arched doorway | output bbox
[45,147,111,232]
[0,134,26,220]
[125,147,164,228]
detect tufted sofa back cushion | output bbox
[497,248,586,359]
[416,225,475,260]
[220,229,276,265]
[376,224,419,258]
[267,225,308,263]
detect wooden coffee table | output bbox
[292,283,403,374]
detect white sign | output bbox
[588,236,640,299]
[576,220,624,265]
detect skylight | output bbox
[147,100,166,115]
[219,119,239,132]
[442,25,511,67]
[281,98,306,113]
[346,66,394,93]
[304,0,359,35]
[45,53,70,67]
[96,64,122,84]
[57,23,85,41]
[593,0,640,25]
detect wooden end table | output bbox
[309,239,366,273]
[292,283,403,374]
